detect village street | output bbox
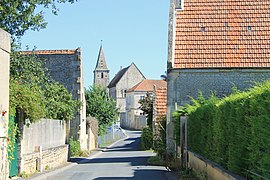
[28,130,176,180]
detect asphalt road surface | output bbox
[41,130,174,180]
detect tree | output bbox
[85,85,118,135]
[139,93,153,129]
[0,0,77,37]
[9,51,79,122]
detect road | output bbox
[41,130,174,180]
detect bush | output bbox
[174,81,270,178]
[69,137,81,157]
[153,115,166,159]
[141,127,153,150]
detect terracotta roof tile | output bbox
[174,0,270,68]
[155,87,167,116]
[22,49,78,55]
[128,79,166,92]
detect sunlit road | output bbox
[42,130,173,180]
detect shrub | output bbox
[141,127,153,150]
[69,137,81,157]
[153,115,166,159]
[174,81,270,178]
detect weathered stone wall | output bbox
[36,49,87,150]
[167,68,270,153]
[169,68,270,106]
[21,145,68,175]
[20,119,68,175]
[21,119,66,154]
[0,28,10,180]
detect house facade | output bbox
[25,49,88,150]
[93,45,110,87]
[167,0,270,152]
[125,80,166,129]
[108,63,145,127]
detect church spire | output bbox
[95,45,108,70]
[93,44,110,87]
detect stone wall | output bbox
[21,119,66,154]
[0,28,10,180]
[20,119,68,175]
[34,49,87,150]
[168,68,270,106]
[188,151,244,180]
[167,68,270,153]
[22,145,68,175]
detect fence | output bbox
[98,127,126,148]
[179,116,245,180]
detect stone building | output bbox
[166,0,270,151]
[0,28,11,180]
[108,63,145,127]
[93,45,110,87]
[25,49,87,150]
[125,79,166,129]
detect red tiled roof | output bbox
[156,87,167,116]
[22,49,78,55]
[174,0,270,68]
[128,79,166,92]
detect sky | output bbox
[21,0,170,88]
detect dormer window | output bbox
[175,0,184,10]
[201,27,206,32]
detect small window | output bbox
[248,26,252,31]
[225,22,229,28]
[140,96,145,100]
[201,27,206,32]
[101,72,104,78]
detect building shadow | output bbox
[93,169,168,180]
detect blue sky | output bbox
[21,0,170,88]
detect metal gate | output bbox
[8,116,18,177]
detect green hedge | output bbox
[174,82,270,179]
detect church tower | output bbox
[93,45,110,87]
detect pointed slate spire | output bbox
[93,43,110,87]
[95,45,108,70]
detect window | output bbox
[175,0,184,10]
[101,72,104,78]
[248,26,252,31]
[201,27,206,32]
[140,96,145,100]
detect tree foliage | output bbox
[174,82,270,178]
[138,93,153,128]
[9,50,79,122]
[0,0,77,37]
[85,85,118,135]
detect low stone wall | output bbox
[188,151,245,180]
[22,145,68,175]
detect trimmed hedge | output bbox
[174,82,270,179]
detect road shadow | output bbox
[93,169,169,180]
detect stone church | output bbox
[93,45,110,87]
